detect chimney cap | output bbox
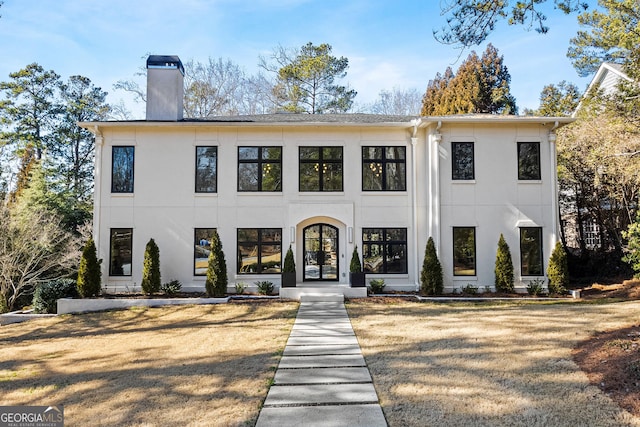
[146,55,184,75]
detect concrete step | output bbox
[300,293,344,302]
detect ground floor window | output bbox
[110,228,132,276]
[362,228,407,274]
[520,227,543,275]
[194,228,216,276]
[237,228,282,274]
[453,227,476,276]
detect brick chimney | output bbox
[146,55,184,121]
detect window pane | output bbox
[386,163,406,191]
[238,243,259,273]
[300,147,319,160]
[385,147,405,160]
[453,227,476,276]
[363,147,382,160]
[363,162,383,191]
[238,228,258,242]
[194,228,215,276]
[195,146,217,193]
[262,162,282,191]
[363,243,383,273]
[520,227,543,275]
[300,163,319,191]
[385,229,407,241]
[323,147,342,160]
[239,147,259,160]
[452,142,474,180]
[323,163,343,191]
[238,163,259,191]
[261,244,281,273]
[362,228,407,274]
[386,243,407,273]
[112,146,134,193]
[363,229,383,241]
[237,228,282,274]
[518,142,541,180]
[110,228,132,276]
[262,229,282,242]
[262,147,281,160]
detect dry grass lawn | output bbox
[0,301,297,426]
[347,299,640,427]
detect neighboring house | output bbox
[79,56,573,294]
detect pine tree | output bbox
[495,234,514,292]
[206,230,228,297]
[77,238,101,297]
[547,241,569,294]
[141,238,161,294]
[421,237,443,295]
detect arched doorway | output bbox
[303,224,339,281]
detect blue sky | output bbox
[0,0,595,118]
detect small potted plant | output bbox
[349,245,365,287]
[282,245,296,288]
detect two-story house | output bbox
[80,55,573,296]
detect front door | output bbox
[303,224,339,281]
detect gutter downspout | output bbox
[430,121,442,255]
[410,119,421,291]
[549,121,560,247]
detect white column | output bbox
[549,130,559,244]
[411,136,419,290]
[428,129,442,253]
[92,127,104,261]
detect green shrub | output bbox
[141,238,161,294]
[206,230,228,297]
[350,246,362,273]
[77,238,102,298]
[421,237,443,295]
[234,282,246,295]
[527,279,545,296]
[494,234,514,292]
[461,284,478,295]
[33,279,78,314]
[255,280,274,295]
[283,246,296,273]
[161,279,182,296]
[547,241,568,294]
[623,213,640,278]
[369,279,385,294]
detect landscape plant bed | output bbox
[57,295,230,315]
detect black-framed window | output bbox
[110,228,132,276]
[362,146,406,191]
[195,146,217,193]
[238,147,282,192]
[362,228,407,274]
[194,228,216,276]
[518,142,541,180]
[520,227,543,276]
[299,146,343,191]
[453,227,476,276]
[237,228,282,274]
[452,142,474,180]
[111,146,134,193]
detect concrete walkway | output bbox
[255,298,387,427]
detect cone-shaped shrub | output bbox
[283,245,296,273]
[77,238,102,297]
[350,246,362,273]
[206,230,228,297]
[141,238,161,294]
[547,241,568,294]
[421,237,443,295]
[494,234,514,292]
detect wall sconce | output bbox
[290,226,295,244]
[348,227,353,243]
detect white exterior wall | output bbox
[92,119,560,294]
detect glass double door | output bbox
[303,224,339,281]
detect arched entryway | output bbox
[303,223,339,281]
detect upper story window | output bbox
[451,142,474,180]
[453,227,476,276]
[518,142,541,180]
[112,146,134,193]
[520,227,543,276]
[299,147,343,192]
[237,228,282,274]
[362,228,407,274]
[110,228,132,276]
[238,147,282,192]
[195,146,217,193]
[362,146,406,191]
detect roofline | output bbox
[79,115,575,133]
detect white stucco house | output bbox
[79,55,573,296]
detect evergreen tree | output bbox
[547,241,569,294]
[206,230,228,297]
[141,238,161,294]
[495,234,514,292]
[623,214,640,279]
[77,238,101,297]
[421,237,443,295]
[350,245,362,273]
[283,245,296,273]
[421,44,516,115]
